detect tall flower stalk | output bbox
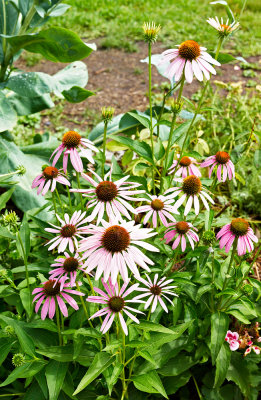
[101,107,114,180]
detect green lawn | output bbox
[54,0,261,56]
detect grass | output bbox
[53,0,261,56]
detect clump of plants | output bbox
[0,2,260,400]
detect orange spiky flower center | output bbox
[215,151,230,164]
[179,156,192,167]
[230,218,249,236]
[62,131,81,148]
[44,280,61,296]
[176,221,190,234]
[60,224,76,238]
[108,296,125,312]
[182,175,202,195]
[63,257,79,272]
[43,166,59,179]
[151,199,164,211]
[179,40,201,60]
[102,225,130,253]
[96,181,118,202]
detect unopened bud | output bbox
[12,353,25,367]
[4,325,16,337]
[242,284,253,295]
[170,99,183,115]
[15,165,26,176]
[101,107,115,123]
[143,21,161,43]
[203,230,216,245]
[2,210,20,229]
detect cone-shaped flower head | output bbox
[169,155,201,178]
[164,221,199,251]
[207,17,239,37]
[32,165,70,196]
[201,151,235,182]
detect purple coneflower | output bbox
[164,221,199,251]
[50,131,98,173]
[166,175,214,215]
[216,218,258,256]
[169,155,201,178]
[207,17,239,37]
[70,170,144,224]
[86,277,144,335]
[32,279,84,320]
[45,211,88,253]
[79,218,159,284]
[135,192,179,228]
[49,252,86,286]
[201,151,235,182]
[32,166,70,196]
[158,40,220,83]
[133,274,178,313]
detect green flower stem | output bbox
[211,251,215,312]
[101,120,108,180]
[0,0,6,66]
[0,394,25,397]
[66,185,72,213]
[55,188,64,213]
[170,37,223,179]
[218,240,238,309]
[17,231,30,292]
[160,75,185,192]
[55,300,63,346]
[192,375,203,400]
[76,172,84,210]
[148,41,156,194]
[51,192,58,216]
[120,325,128,400]
[76,281,93,328]
[19,0,37,34]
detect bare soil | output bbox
[15,40,260,130]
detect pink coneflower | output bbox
[166,175,214,215]
[70,170,144,224]
[225,330,240,351]
[79,218,159,284]
[207,17,239,37]
[45,211,89,253]
[50,131,98,173]
[86,277,144,335]
[201,151,235,182]
[216,218,258,256]
[158,40,220,83]
[169,155,201,178]
[164,221,199,251]
[32,166,70,196]
[133,274,178,313]
[135,192,179,228]
[32,279,84,320]
[49,252,86,286]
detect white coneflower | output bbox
[207,17,239,37]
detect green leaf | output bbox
[136,320,175,334]
[254,150,261,169]
[227,352,250,396]
[227,309,251,324]
[144,321,193,349]
[127,111,150,129]
[62,86,95,103]
[210,312,229,364]
[0,92,17,132]
[9,92,54,116]
[158,353,196,376]
[132,371,168,398]
[214,343,231,388]
[0,361,45,386]
[20,287,33,317]
[163,371,191,395]
[17,217,30,260]
[0,226,15,239]
[45,360,68,400]
[109,134,153,163]
[0,315,35,356]
[0,187,14,211]
[209,52,236,64]
[107,364,124,395]
[0,338,13,366]
[138,350,157,365]
[37,345,94,366]
[6,27,93,62]
[6,72,52,97]
[48,3,71,17]
[154,139,165,161]
[73,352,115,395]
[195,284,212,303]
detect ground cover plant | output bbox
[0,1,261,399]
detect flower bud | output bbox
[15,165,26,176]
[101,107,115,123]
[4,325,16,337]
[2,210,20,229]
[170,99,183,115]
[12,353,25,367]
[242,284,253,295]
[143,21,161,43]
[203,230,216,245]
